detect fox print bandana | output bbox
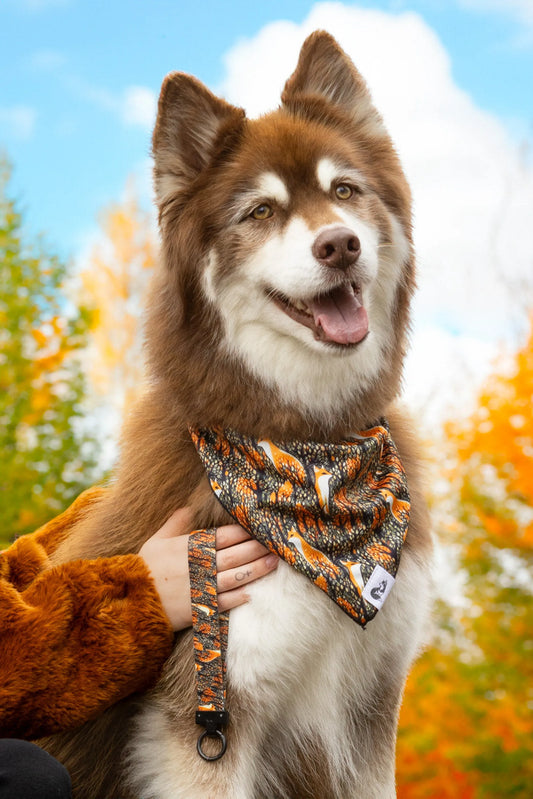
[188,423,410,758]
[190,424,410,626]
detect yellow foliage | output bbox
[79,185,157,414]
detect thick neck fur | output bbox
[54,294,407,563]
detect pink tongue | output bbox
[309,285,369,345]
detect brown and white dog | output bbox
[45,31,432,799]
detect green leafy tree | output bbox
[0,161,99,546]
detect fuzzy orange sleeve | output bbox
[0,490,174,740]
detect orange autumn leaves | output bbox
[397,317,533,797]
[449,321,533,552]
[23,316,74,425]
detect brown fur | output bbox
[0,488,173,742]
[42,31,431,798]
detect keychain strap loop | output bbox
[188,528,230,761]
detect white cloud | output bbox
[218,2,533,421]
[66,76,156,129]
[0,105,37,139]
[121,86,157,129]
[402,327,499,423]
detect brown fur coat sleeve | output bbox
[0,488,174,740]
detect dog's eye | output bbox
[335,184,353,200]
[250,204,273,220]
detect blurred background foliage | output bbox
[397,317,533,797]
[0,162,98,543]
[1,158,531,795]
[78,184,156,414]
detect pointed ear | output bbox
[282,31,385,133]
[152,73,245,208]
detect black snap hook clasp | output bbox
[197,728,227,762]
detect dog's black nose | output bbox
[312,227,361,269]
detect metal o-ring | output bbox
[197,729,227,762]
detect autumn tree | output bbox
[79,183,157,417]
[0,161,99,546]
[397,319,533,797]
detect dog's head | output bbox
[148,31,415,430]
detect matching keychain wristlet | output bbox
[188,527,229,761]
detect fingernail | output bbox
[266,554,279,568]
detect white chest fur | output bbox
[128,552,430,799]
[227,553,429,732]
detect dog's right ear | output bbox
[282,31,386,135]
[152,73,245,209]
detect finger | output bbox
[216,538,271,573]
[217,552,279,595]
[218,553,279,612]
[217,585,250,613]
[215,524,254,550]
[155,506,194,538]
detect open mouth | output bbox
[269,282,369,347]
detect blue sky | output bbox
[2,0,533,420]
[1,0,532,258]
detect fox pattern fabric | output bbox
[188,527,229,713]
[187,424,411,754]
[190,424,410,628]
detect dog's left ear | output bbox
[152,73,245,212]
[282,31,386,134]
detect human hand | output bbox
[139,507,279,631]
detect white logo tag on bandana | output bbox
[362,565,395,609]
